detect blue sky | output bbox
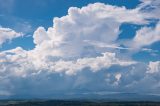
[0,0,160,99]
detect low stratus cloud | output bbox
[0,0,160,98]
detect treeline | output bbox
[1,100,160,106]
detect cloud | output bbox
[126,22,160,49]
[0,47,140,97]
[0,27,23,46]
[0,1,160,98]
[32,2,154,59]
[139,0,160,19]
[121,0,160,50]
[0,47,135,77]
[84,40,158,54]
[50,52,136,75]
[1,51,159,97]
[147,61,160,74]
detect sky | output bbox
[0,0,160,99]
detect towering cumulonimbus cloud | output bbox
[32,3,150,58]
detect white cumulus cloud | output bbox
[0,27,23,46]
